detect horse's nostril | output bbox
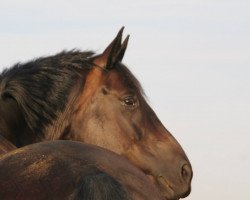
[181,164,192,183]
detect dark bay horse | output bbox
[0,140,165,200]
[0,28,192,199]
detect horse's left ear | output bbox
[93,27,129,70]
[115,35,129,65]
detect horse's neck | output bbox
[43,80,83,141]
[0,97,29,147]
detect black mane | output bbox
[0,50,94,134]
[0,50,145,137]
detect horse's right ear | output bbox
[93,27,129,70]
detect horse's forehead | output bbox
[106,70,129,92]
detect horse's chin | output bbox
[146,174,183,200]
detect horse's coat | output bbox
[69,173,131,200]
[0,140,165,200]
[0,134,16,155]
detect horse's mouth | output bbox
[157,176,179,200]
[146,174,180,200]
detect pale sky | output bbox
[0,1,249,199]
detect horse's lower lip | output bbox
[145,174,179,200]
[165,198,179,200]
[164,198,179,200]
[157,176,179,200]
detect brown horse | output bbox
[0,140,165,200]
[0,28,192,199]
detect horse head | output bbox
[70,28,193,200]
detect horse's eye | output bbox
[121,96,138,108]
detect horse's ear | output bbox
[102,27,124,68]
[115,35,129,63]
[93,27,129,70]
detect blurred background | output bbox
[0,1,249,199]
